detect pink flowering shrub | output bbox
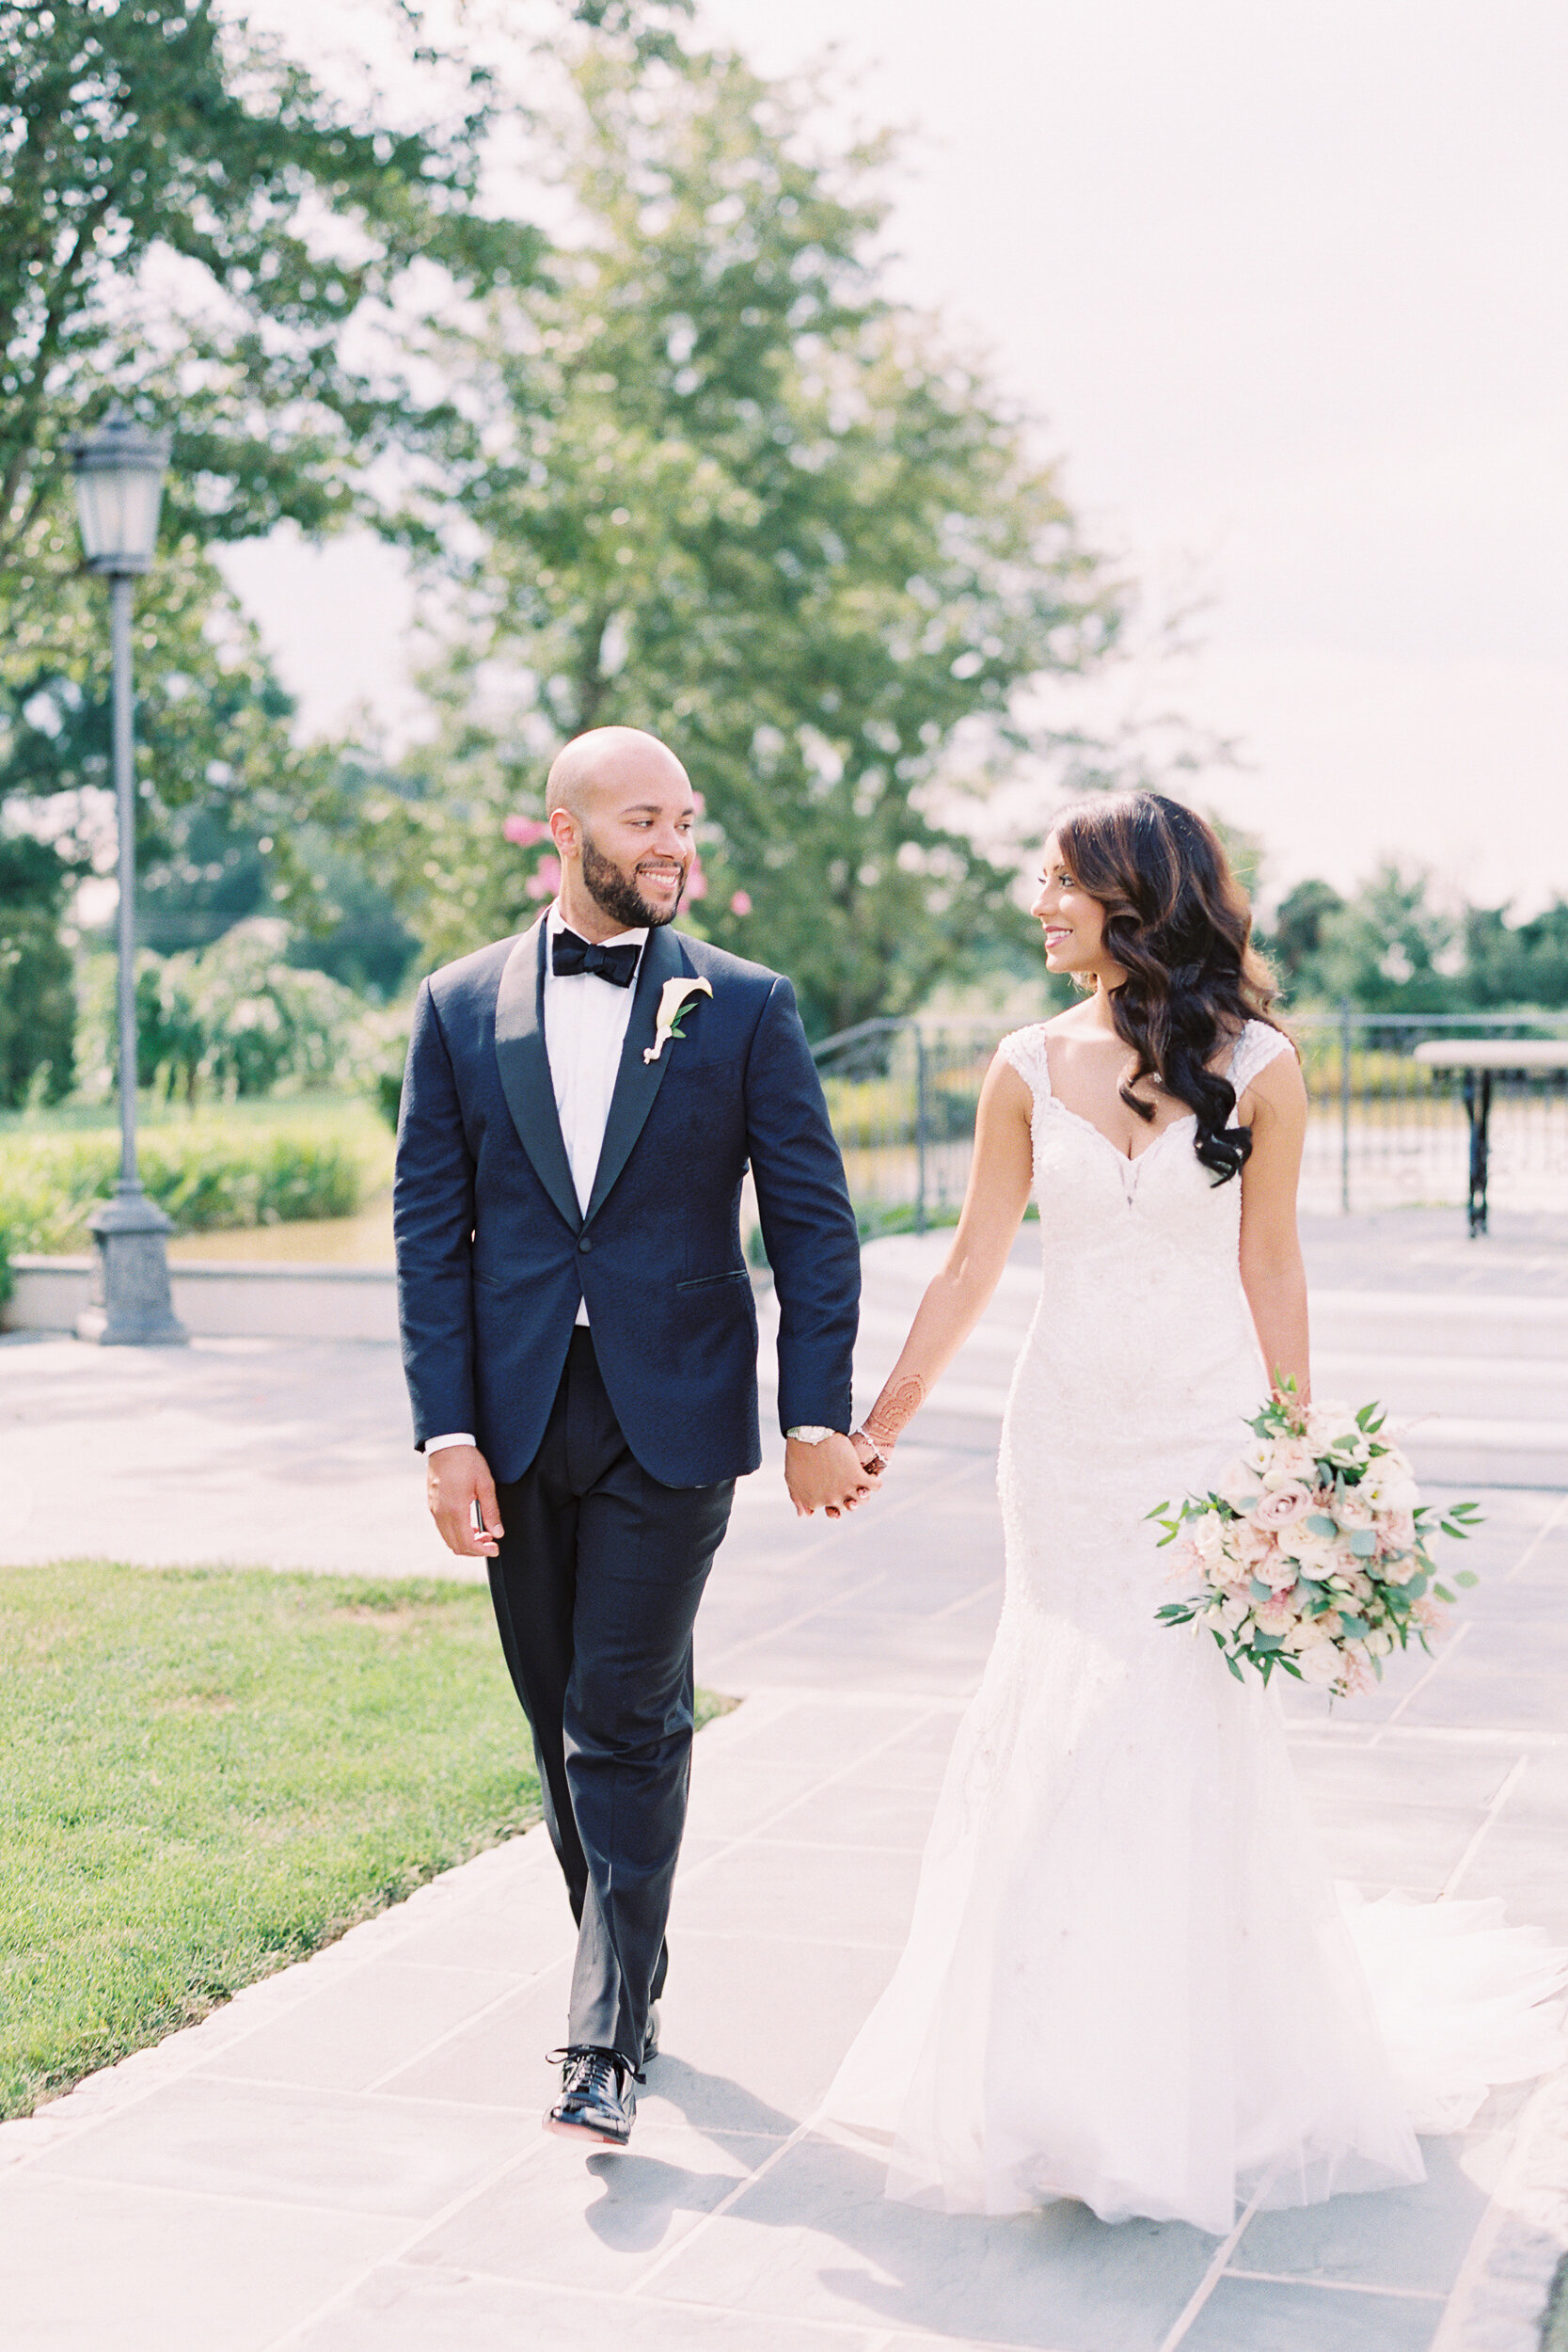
[1152,1391,1481,1700]
[503,816,551,847]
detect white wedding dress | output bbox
[825,1019,1565,2234]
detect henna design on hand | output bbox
[863,1373,927,1451]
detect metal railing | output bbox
[811,1008,1568,1232]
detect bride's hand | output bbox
[850,1429,890,1478]
[862,1373,927,1459]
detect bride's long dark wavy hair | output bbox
[1053,791,1286,1184]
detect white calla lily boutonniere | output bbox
[643,975,713,1063]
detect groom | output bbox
[393,725,871,2149]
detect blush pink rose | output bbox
[1167,1536,1207,1584]
[1231,1519,1275,1570]
[1251,1481,1313,1531]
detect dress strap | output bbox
[997,1024,1054,1104]
[1227,1020,1293,1098]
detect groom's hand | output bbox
[785,1433,881,1520]
[427,1444,504,1558]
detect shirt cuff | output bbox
[425,1432,477,1454]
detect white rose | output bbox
[1364,1629,1394,1657]
[1192,1513,1227,1562]
[1285,1616,1330,1651]
[1363,1468,1419,1514]
[1305,1400,1353,1447]
[1278,1532,1335,1573]
[1261,1438,1318,1488]
[1300,1644,1342,1685]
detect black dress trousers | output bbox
[487,1328,735,2067]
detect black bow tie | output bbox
[551,928,641,988]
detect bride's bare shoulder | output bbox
[990,1025,1050,1101]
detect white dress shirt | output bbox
[542,900,648,1246]
[427,903,645,1454]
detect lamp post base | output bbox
[77,1188,188,1346]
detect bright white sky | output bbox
[221,0,1568,910]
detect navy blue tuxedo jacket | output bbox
[393,916,861,1488]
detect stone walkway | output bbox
[0,1217,1566,2349]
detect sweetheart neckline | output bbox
[1041,1095,1198,1168]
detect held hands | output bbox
[426,1443,504,1558]
[785,1431,884,1520]
[783,1372,930,1518]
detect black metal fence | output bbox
[810,1009,1568,1232]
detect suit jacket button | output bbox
[578,1235,593,1253]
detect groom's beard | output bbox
[580,831,688,930]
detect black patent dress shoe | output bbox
[545,2046,640,2148]
[642,2001,661,2064]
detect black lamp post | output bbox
[67,409,186,1345]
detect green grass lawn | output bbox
[1,1562,558,2119]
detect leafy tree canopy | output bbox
[0,0,680,934]
[1258,862,1568,1014]
[350,47,1130,1035]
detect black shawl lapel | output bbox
[584,924,688,1227]
[494,917,581,1235]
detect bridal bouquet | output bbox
[1151,1393,1481,1698]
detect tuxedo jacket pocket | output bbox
[676,1269,750,1292]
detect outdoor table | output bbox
[1412,1038,1568,1236]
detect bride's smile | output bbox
[1031,834,1114,979]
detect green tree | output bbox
[0,833,76,1104]
[1259,876,1345,1003]
[356,47,1127,1033]
[0,1,677,940]
[1461,899,1568,1010]
[1311,864,1461,1015]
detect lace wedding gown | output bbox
[825,1019,1565,2234]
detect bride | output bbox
[832,790,1564,2235]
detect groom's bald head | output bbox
[546,726,691,824]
